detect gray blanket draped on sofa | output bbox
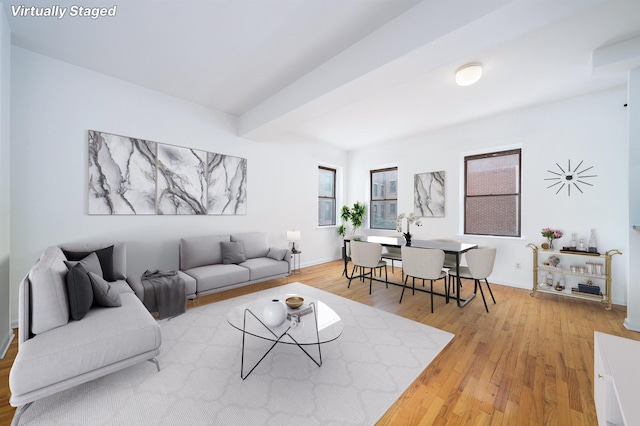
[141,270,186,319]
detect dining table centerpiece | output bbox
[397,213,422,246]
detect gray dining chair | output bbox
[400,246,447,312]
[348,241,388,294]
[448,246,497,313]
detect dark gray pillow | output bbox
[64,263,94,320]
[63,245,115,281]
[221,241,246,264]
[267,248,287,261]
[88,272,122,307]
[64,251,103,278]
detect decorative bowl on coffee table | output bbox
[286,296,304,309]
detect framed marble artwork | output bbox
[88,130,247,215]
[414,171,445,217]
[88,130,157,215]
[207,153,247,215]
[157,144,208,215]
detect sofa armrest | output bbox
[284,249,292,274]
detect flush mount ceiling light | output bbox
[455,63,483,86]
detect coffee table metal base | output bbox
[241,301,321,380]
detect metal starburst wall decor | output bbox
[545,159,597,196]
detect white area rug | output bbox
[17,283,454,425]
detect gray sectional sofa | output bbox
[9,243,162,421]
[179,232,291,296]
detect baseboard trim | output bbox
[624,318,640,333]
[0,329,14,359]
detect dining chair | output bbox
[381,246,403,277]
[400,246,447,312]
[432,238,460,269]
[448,246,496,313]
[348,241,388,294]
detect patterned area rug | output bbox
[17,282,454,425]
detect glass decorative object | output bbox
[589,229,598,253]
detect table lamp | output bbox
[287,230,301,253]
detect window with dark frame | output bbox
[464,149,521,237]
[318,166,336,226]
[370,167,398,230]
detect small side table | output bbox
[291,249,301,274]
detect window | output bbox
[370,167,398,230]
[464,149,521,237]
[318,166,336,226]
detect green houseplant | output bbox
[338,202,366,237]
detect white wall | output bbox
[627,67,640,331]
[9,47,347,323]
[347,87,629,305]
[0,3,13,357]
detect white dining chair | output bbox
[348,241,388,294]
[381,246,403,277]
[400,246,447,312]
[448,246,497,313]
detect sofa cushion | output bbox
[88,272,122,307]
[221,241,246,264]
[64,251,103,278]
[239,257,290,281]
[63,245,115,281]
[267,247,287,261]
[185,264,250,294]
[28,246,70,334]
[231,233,269,259]
[9,293,161,398]
[64,263,94,321]
[109,279,135,295]
[180,235,231,270]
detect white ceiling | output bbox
[4,0,640,151]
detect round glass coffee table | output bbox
[226,293,343,379]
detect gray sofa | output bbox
[179,232,291,296]
[9,243,162,421]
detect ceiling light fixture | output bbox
[455,63,483,86]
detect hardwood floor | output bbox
[1,260,637,425]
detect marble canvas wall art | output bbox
[207,153,247,215]
[88,130,157,215]
[414,171,445,217]
[88,130,248,215]
[157,144,207,215]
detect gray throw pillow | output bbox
[221,241,246,264]
[63,245,115,281]
[88,272,122,307]
[64,251,103,278]
[64,263,94,320]
[267,247,287,261]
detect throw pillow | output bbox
[64,251,103,278]
[267,247,287,261]
[63,245,115,281]
[88,272,122,307]
[221,241,246,264]
[64,263,94,320]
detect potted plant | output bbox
[338,202,366,237]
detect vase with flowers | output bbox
[397,213,422,246]
[541,227,563,250]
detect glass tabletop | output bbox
[226,294,343,345]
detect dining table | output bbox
[343,235,478,307]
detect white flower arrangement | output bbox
[396,213,422,233]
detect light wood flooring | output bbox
[1,260,638,425]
